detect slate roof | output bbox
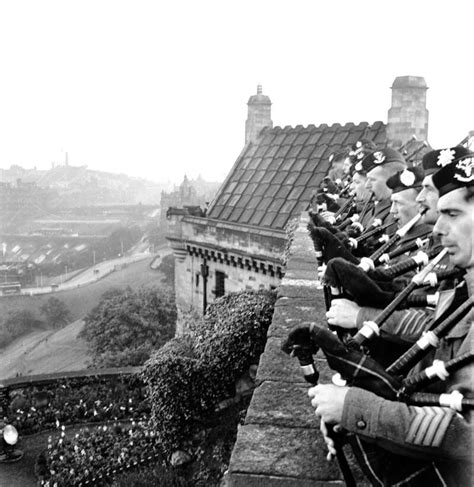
[207,121,387,230]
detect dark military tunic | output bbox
[341,278,474,486]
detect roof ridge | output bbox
[269,120,387,132]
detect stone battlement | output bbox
[226,212,366,486]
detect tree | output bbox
[157,254,175,287]
[79,286,177,367]
[4,310,41,334]
[40,297,71,329]
[0,310,43,348]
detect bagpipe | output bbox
[346,220,396,249]
[322,249,462,373]
[307,211,393,256]
[283,247,474,410]
[335,195,374,233]
[332,193,357,222]
[307,222,394,268]
[322,246,461,309]
[313,222,447,313]
[282,303,474,409]
[357,212,424,272]
[308,210,424,267]
[309,230,460,322]
[378,236,430,264]
[282,291,473,487]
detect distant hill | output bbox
[0,163,173,206]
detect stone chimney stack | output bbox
[387,76,429,147]
[245,84,273,144]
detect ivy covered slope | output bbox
[142,289,277,455]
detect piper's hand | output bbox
[320,418,338,460]
[326,298,360,328]
[308,384,348,424]
[320,211,336,224]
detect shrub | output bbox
[142,290,276,455]
[157,254,175,287]
[40,297,71,328]
[191,290,277,397]
[0,309,43,348]
[141,336,217,454]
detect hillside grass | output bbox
[0,255,173,378]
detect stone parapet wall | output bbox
[227,213,365,486]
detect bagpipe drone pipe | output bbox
[307,211,422,266]
[307,221,397,267]
[308,196,391,241]
[356,211,425,271]
[335,195,374,233]
[333,193,356,221]
[309,212,397,261]
[322,247,463,309]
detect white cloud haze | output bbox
[0,0,472,184]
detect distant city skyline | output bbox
[0,1,472,184]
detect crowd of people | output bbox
[6,374,150,435]
[297,141,473,486]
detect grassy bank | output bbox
[0,256,172,378]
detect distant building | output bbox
[160,175,220,230]
[0,180,55,230]
[0,163,167,207]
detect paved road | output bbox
[18,244,171,296]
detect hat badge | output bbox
[373,151,385,164]
[355,162,363,172]
[399,169,416,187]
[437,148,455,167]
[454,157,474,183]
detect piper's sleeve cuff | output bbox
[341,387,384,438]
[356,307,379,329]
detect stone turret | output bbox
[387,76,429,147]
[245,85,273,144]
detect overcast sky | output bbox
[0,0,472,184]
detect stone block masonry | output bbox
[226,213,369,486]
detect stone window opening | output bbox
[214,270,226,298]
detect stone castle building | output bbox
[167,77,431,331]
